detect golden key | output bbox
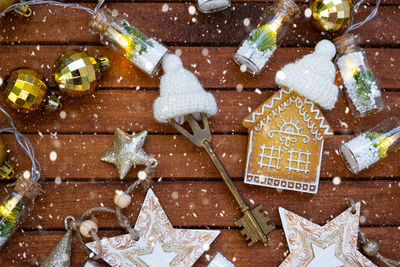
[169,113,275,247]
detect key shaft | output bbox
[202,140,248,210]
[168,113,275,246]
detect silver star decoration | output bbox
[101,128,156,179]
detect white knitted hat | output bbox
[153,54,218,123]
[275,40,339,110]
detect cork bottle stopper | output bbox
[14,178,42,200]
[89,7,113,34]
[333,33,360,55]
[275,0,300,19]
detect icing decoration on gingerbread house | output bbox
[242,87,333,194]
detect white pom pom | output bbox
[114,190,131,209]
[162,54,183,73]
[276,70,286,81]
[314,40,336,60]
[80,220,98,238]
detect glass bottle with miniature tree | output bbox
[89,8,168,76]
[234,0,299,74]
[334,34,385,117]
[0,177,41,248]
[340,117,400,174]
[0,191,25,247]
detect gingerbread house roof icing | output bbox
[243,87,333,139]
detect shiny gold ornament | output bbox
[0,0,32,17]
[54,50,110,97]
[4,69,48,113]
[4,69,62,113]
[310,0,353,32]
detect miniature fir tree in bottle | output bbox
[0,193,24,247]
[234,0,299,74]
[340,117,400,174]
[0,177,41,248]
[89,8,168,76]
[197,0,230,13]
[334,34,385,117]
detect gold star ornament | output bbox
[86,189,220,267]
[101,128,157,179]
[279,202,377,267]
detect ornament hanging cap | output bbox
[153,54,218,124]
[96,56,110,73]
[275,40,339,110]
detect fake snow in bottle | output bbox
[89,8,168,76]
[340,117,400,174]
[234,0,299,74]
[334,34,385,117]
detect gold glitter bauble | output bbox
[310,0,353,32]
[4,69,48,113]
[54,50,110,97]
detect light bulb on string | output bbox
[0,0,169,76]
[0,105,42,250]
[332,0,384,118]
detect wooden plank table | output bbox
[0,0,400,266]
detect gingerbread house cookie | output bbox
[243,87,333,194]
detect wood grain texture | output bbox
[1,227,399,267]
[14,180,400,229]
[0,0,399,265]
[2,133,400,180]
[0,4,399,46]
[0,90,399,134]
[1,46,400,90]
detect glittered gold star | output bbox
[101,128,155,179]
[278,203,376,267]
[86,189,220,267]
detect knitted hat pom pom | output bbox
[162,54,183,73]
[314,39,336,60]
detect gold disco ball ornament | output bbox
[54,50,110,97]
[4,69,48,113]
[310,0,353,32]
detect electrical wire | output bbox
[0,0,106,17]
[345,0,381,33]
[0,105,41,182]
